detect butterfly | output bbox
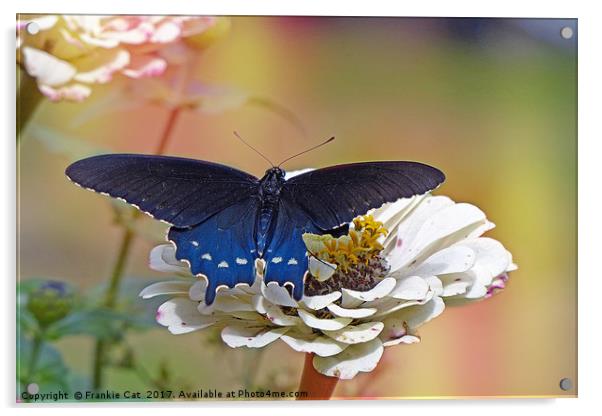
[65,146,444,304]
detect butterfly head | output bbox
[260,167,287,196]
[265,166,286,180]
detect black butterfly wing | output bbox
[282,161,445,230]
[168,199,260,304]
[65,154,259,227]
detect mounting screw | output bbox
[559,377,573,391]
[25,22,40,35]
[560,26,574,40]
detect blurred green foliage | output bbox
[17,277,174,399]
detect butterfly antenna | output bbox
[233,131,274,167]
[278,136,335,167]
[306,248,337,271]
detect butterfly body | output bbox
[255,167,287,256]
[66,153,445,304]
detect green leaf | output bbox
[17,335,70,393]
[44,309,125,340]
[82,277,170,334]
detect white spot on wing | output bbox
[191,241,199,247]
[218,261,229,268]
[288,258,298,265]
[236,257,248,265]
[271,257,283,264]
[201,253,212,261]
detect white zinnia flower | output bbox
[140,193,516,380]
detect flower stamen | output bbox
[303,215,390,296]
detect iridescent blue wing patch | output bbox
[167,200,259,305]
[263,199,320,300]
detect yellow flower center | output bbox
[303,215,388,271]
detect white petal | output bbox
[122,56,166,79]
[424,276,444,296]
[151,21,182,43]
[385,195,454,265]
[308,256,337,281]
[323,322,384,345]
[253,296,302,326]
[407,245,476,277]
[462,238,512,298]
[284,168,314,179]
[371,299,421,317]
[380,313,423,346]
[326,303,377,318]
[37,83,91,102]
[384,296,445,330]
[463,278,488,298]
[22,47,76,86]
[210,295,255,313]
[79,33,120,48]
[341,277,396,308]
[139,281,191,299]
[370,195,421,228]
[440,274,472,297]
[371,195,427,251]
[280,334,348,357]
[188,279,208,301]
[301,291,341,310]
[370,290,435,317]
[252,294,268,314]
[73,49,130,84]
[388,201,488,272]
[229,311,265,321]
[389,275,430,300]
[261,282,298,307]
[297,309,352,331]
[382,334,421,347]
[156,298,216,334]
[408,296,445,327]
[313,338,384,379]
[221,325,289,348]
[486,274,509,297]
[149,244,190,274]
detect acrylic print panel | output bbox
[16,15,577,402]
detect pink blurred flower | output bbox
[17,15,222,102]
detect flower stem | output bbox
[91,226,134,389]
[17,69,45,143]
[20,330,45,401]
[91,106,182,390]
[25,330,44,383]
[155,106,182,155]
[297,353,338,400]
